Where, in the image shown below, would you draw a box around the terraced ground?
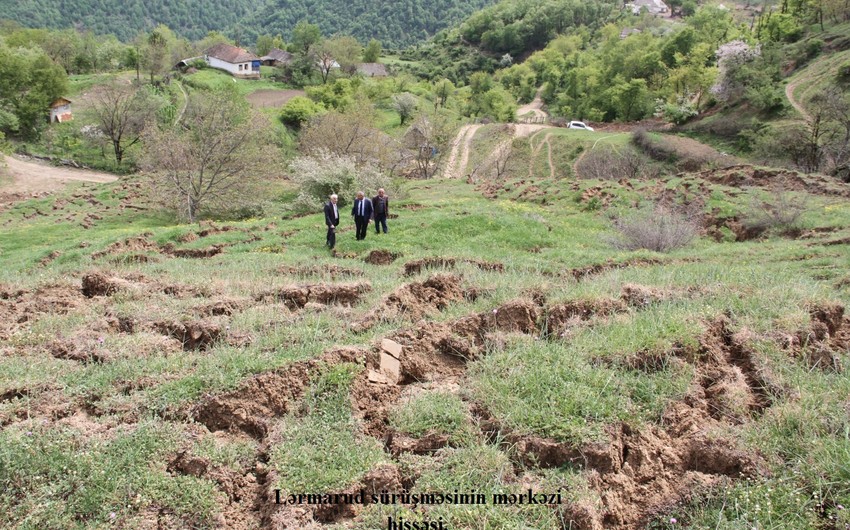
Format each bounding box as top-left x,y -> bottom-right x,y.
1,161 -> 850,529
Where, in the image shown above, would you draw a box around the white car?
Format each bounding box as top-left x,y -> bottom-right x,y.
568,121 -> 594,131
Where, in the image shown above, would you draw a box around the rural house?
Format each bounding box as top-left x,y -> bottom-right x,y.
259,48 -> 293,67
356,63 -> 389,77
204,44 -> 261,79
626,0 -> 669,15
49,98 -> 73,123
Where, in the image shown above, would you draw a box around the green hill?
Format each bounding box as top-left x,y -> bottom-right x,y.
0,0 -> 497,47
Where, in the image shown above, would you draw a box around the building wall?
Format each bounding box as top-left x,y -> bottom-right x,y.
207,56 -> 239,75
206,56 -> 260,78
50,105 -> 72,123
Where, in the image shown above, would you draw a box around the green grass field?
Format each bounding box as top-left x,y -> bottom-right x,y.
2,151 -> 850,528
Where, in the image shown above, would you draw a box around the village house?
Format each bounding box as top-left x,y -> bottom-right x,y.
259,48 -> 293,67
356,63 -> 389,77
626,0 -> 669,15
204,43 -> 261,79
49,98 -> 73,123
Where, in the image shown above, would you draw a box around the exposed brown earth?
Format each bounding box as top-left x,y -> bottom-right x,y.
364,249 -> 400,265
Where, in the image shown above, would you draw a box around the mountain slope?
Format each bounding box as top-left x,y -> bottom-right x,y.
0,0 -> 260,41
244,0 -> 497,48
0,0 -> 497,46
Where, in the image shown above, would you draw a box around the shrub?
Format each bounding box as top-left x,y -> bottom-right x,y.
279,96 -> 325,128
288,150 -> 396,212
609,206 -> 698,252
741,188 -> 807,236
631,129 -> 677,162
575,146 -> 649,180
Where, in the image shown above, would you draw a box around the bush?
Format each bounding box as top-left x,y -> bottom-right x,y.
609,206 -> 698,252
288,150 -> 397,212
631,129 -> 677,162
279,96 -> 325,128
575,146 -> 649,180
741,188 -> 807,236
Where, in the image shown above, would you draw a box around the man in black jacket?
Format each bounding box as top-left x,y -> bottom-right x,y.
324,194 -> 340,249
372,188 -> 389,234
351,191 -> 373,241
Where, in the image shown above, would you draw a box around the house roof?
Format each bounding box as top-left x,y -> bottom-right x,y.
50,98 -> 72,107
205,43 -> 258,64
261,48 -> 293,63
356,63 -> 389,77
619,28 -> 642,38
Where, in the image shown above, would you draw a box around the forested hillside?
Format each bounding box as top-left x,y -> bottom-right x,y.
0,0 -> 259,42
245,0 -> 497,48
0,0 -> 497,47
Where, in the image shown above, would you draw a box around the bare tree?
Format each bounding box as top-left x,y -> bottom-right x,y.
91,82 -> 159,165
402,115 -> 453,179
299,106 -> 403,173
312,42 -> 338,84
141,91 -> 275,222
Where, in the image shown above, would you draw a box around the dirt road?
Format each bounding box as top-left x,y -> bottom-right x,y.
785,80 -> 811,121
1,155 -> 118,205
442,124 -> 482,179
516,88 -> 547,120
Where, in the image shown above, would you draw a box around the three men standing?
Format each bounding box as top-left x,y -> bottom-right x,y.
352,191 -> 373,241
324,193 -> 340,249
372,188 -> 389,234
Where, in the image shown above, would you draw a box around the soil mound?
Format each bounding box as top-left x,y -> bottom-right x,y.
192,347 -> 363,438
364,249 -> 399,265
403,258 -> 456,276
569,258 -> 664,281
694,164 -> 850,197
153,319 -> 224,351
257,282 -> 371,309
546,298 -> 627,336
91,235 -> 159,259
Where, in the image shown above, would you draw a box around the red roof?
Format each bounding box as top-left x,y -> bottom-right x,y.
204,43 -> 259,64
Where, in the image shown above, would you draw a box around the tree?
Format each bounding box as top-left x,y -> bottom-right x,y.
0,43 -> 68,139
91,82 -> 159,165
363,39 -> 382,62
313,41 -> 339,84
142,28 -> 168,83
255,35 -> 275,56
391,93 -> 417,125
141,90 -> 274,222
299,105 -> 403,173
292,21 -> 322,55
403,114 -> 453,179
434,79 -> 455,109
289,151 -> 393,212
325,35 -> 362,74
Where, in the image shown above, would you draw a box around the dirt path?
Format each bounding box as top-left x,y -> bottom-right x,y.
528,130 -> 556,179
442,124 -> 482,179
516,87 -> 547,121
174,81 -> 188,126
785,79 -> 811,121
1,155 -> 118,205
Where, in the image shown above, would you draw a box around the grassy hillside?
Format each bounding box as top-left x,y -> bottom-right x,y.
2,155 -> 850,527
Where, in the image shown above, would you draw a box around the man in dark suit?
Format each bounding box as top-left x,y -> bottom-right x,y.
351,191 -> 373,241
324,193 -> 340,249
372,188 -> 389,234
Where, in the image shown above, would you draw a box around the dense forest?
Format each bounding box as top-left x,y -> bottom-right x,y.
0,0 -> 497,47
245,0 -> 497,48
0,0 -> 258,41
